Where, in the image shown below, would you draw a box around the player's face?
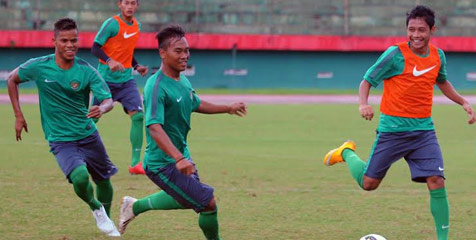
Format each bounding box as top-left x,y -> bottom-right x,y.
53,29 -> 78,62
160,37 -> 190,73
407,17 -> 435,55
118,0 -> 138,19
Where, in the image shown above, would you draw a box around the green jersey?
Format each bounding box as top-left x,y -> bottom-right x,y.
94,14 -> 142,83
363,43 -> 447,132
143,70 -> 202,172
18,54 -> 111,142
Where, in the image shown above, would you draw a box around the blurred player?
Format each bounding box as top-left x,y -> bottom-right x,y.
8,18 -> 120,236
117,25 -> 247,239
91,0 -> 148,175
323,5 -> 475,240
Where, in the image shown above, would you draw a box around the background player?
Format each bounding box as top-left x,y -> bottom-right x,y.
91,0 -> 149,175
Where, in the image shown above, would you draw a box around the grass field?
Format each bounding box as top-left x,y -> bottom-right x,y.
1,103 -> 476,239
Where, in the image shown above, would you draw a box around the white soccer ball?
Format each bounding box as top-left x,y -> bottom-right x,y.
359,234 -> 387,240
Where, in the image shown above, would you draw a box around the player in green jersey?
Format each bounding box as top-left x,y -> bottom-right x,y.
8,18 -> 120,237
117,25 -> 247,239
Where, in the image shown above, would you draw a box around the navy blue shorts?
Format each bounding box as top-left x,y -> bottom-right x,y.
93,79 -> 143,113
145,158 -> 214,213
365,130 -> 444,183
49,131 -> 118,183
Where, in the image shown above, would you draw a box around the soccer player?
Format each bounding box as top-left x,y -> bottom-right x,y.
117,25 -> 247,239
323,5 -> 475,240
91,0 -> 149,175
7,18 -> 120,237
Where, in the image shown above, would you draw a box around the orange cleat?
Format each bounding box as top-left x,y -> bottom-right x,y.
128,163 -> 146,175
323,140 -> 356,166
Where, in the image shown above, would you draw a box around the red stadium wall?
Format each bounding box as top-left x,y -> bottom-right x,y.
1,30 -> 476,52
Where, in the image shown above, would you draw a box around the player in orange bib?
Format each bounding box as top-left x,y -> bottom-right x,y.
323,6 -> 475,240
91,0 -> 149,175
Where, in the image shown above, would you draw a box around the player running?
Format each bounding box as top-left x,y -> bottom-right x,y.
8,18 -> 120,237
117,24 -> 247,239
323,5 -> 475,240
91,0 -> 149,175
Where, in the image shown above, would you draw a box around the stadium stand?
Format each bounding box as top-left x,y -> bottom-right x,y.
1,0 -> 476,35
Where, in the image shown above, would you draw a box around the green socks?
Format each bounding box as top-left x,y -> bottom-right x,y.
95,179 -> 113,216
69,165 -> 102,211
132,190 -> 220,240
342,149 -> 366,188
130,112 -> 144,167
199,208 -> 220,240
430,187 -> 449,240
132,191 -> 184,216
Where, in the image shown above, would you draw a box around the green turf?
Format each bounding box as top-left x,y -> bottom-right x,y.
1,103 -> 475,239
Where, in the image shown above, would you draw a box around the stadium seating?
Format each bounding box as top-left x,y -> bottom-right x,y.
2,0 -> 476,35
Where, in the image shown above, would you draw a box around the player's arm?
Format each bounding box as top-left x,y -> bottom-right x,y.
92,18 -> 124,72
91,42 -> 124,72
359,80 -> 374,121
437,81 -> 475,124
196,100 -> 247,116
148,124 -> 196,175
132,57 -> 148,76
87,98 -> 113,119
7,68 -> 28,141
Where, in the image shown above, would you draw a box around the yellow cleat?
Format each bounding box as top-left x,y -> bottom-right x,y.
323,140 -> 356,166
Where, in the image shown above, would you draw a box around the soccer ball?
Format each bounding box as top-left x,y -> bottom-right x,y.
359,234 -> 387,240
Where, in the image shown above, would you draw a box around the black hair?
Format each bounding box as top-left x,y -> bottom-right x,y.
156,24 -> 186,50
406,5 -> 435,28
119,0 -> 139,3
54,18 -> 77,37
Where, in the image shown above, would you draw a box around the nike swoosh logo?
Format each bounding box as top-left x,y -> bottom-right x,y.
413,65 -> 436,77
123,32 -> 137,39
176,97 -> 182,102
44,79 -> 55,83
442,225 -> 449,229
438,167 -> 444,171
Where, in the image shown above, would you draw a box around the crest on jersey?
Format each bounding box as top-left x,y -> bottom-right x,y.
70,80 -> 80,90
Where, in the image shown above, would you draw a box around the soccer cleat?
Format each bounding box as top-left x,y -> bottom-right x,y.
92,205 -> 121,237
129,163 -> 146,175
118,196 -> 138,234
323,140 -> 356,166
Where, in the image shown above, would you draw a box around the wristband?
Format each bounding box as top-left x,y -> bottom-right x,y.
176,157 -> 186,163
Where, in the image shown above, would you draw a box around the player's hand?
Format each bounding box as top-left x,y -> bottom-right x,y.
462,102 -> 475,124
176,159 -> 196,175
135,65 -> 149,77
14,115 -> 28,141
87,105 -> 104,119
107,59 -> 125,72
359,104 -> 374,121
228,102 -> 247,117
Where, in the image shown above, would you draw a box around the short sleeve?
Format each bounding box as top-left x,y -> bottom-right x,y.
84,62 -> 111,102
17,58 -> 38,83
144,78 -> 165,127
363,46 -> 402,87
94,18 -> 119,46
191,89 -> 201,112
436,49 -> 447,83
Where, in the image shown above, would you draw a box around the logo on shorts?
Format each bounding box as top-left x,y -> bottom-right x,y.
176,96 -> 182,102
70,80 -> 80,90
438,167 -> 444,171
